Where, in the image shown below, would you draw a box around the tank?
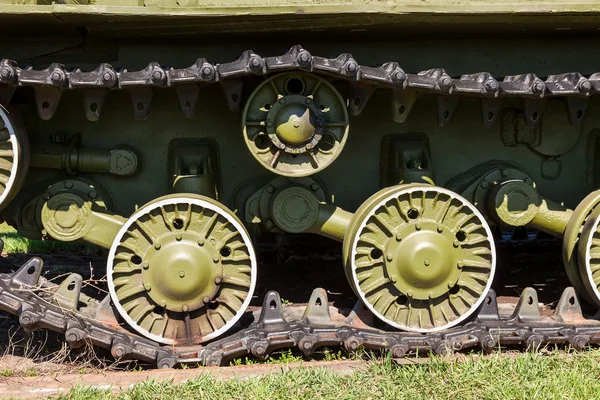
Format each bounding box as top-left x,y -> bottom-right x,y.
0,1 -> 600,366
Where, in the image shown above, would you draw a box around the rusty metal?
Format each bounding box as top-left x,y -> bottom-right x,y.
1,255 -> 600,367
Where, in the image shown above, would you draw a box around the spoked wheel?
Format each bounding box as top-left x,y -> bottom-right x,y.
573,191 -> 600,307
107,194 -> 257,345
0,105 -> 28,211
562,190 -> 600,306
343,185 -> 496,332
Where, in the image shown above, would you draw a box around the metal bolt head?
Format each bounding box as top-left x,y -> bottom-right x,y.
64,180 -> 73,189
424,259 -> 430,266
50,71 -> 64,84
179,271 -> 185,278
266,185 -> 274,194
160,300 -> 166,307
249,57 -> 262,70
457,261 -> 463,269
182,305 -> 189,312
310,183 -> 319,191
317,120 -> 325,128
198,239 -> 204,246
298,52 -> 310,64
88,190 -> 98,200
0,67 -> 13,81
203,296 -> 210,304
279,98 -> 287,105
484,79 -> 499,93
214,276 -> 222,284
481,181 -> 489,189
396,233 -> 402,242
386,253 -> 394,262
144,283 -> 151,291
201,66 -> 214,80
453,240 -> 460,248
102,71 -> 116,84
437,225 -> 444,233
305,98 -> 313,105
213,255 -> 220,263
393,71 -> 406,84
415,223 -> 421,231
532,80 -> 545,95
176,233 -> 182,241
154,242 -> 161,250
346,62 -> 358,74
439,76 -> 453,89
266,120 -> 273,128
302,340 -> 312,350
142,262 -> 149,270
578,79 -> 592,93
152,69 -> 164,81
42,192 -> 51,201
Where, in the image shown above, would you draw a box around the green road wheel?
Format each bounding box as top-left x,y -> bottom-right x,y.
344,185 -> 496,332
562,190 -> 600,305
107,194 -> 257,345
577,201 -> 600,307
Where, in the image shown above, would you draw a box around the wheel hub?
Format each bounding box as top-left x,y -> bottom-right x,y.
389,223 -> 460,300
266,95 -> 325,152
142,234 -> 222,312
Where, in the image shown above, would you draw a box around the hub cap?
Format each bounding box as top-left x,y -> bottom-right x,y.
107,194 -> 257,345
344,185 -> 496,332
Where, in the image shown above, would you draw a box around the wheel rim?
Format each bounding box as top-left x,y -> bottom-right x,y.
0,105 -> 28,211
242,72 -> 349,177
577,202 -> 600,307
345,185 -> 496,332
107,194 -> 257,345
562,190 -> 600,305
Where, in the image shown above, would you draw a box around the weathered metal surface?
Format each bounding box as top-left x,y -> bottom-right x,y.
2,255 -> 600,368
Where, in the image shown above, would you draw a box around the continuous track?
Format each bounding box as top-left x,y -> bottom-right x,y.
0,45 -> 596,127
0,248 -> 599,368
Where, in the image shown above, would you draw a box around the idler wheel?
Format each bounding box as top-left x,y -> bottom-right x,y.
107,194 -> 257,345
242,72 -> 349,177
0,106 -> 28,211
343,185 -> 496,332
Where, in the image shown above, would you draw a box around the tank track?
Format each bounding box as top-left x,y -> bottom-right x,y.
0,45 -> 595,126
1,251 -> 599,368
2,46 -> 600,367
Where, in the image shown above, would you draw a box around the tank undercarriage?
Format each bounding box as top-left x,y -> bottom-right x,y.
1,44 -> 600,366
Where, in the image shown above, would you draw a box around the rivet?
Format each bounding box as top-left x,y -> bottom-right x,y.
266,220 -> 274,228
437,225 -> 444,233
396,234 -> 402,242
424,259 -> 430,266
279,98 -> 287,105
481,181 -> 489,189
457,261 -> 463,269
203,296 -> 210,304
88,190 -> 98,200
502,169 -> 511,177
182,305 -> 189,312
176,234 -> 182,241
213,255 -> 220,263
310,183 -> 319,191
144,283 -> 151,291
215,276 -> 222,284
266,120 -> 273,128
160,300 -> 166,308
43,192 -> 51,200
198,239 -> 204,246
179,271 -> 185,278
447,282 -> 454,289
453,240 -> 460,248
142,262 -> 149,270
64,180 -> 73,189
415,223 -> 421,231
154,242 -> 161,250
305,98 -> 313,105
407,290 -> 413,298
386,253 -> 394,262
266,185 -> 274,194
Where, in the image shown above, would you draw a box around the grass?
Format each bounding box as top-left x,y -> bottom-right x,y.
57,349 -> 600,400
0,223 -> 103,257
